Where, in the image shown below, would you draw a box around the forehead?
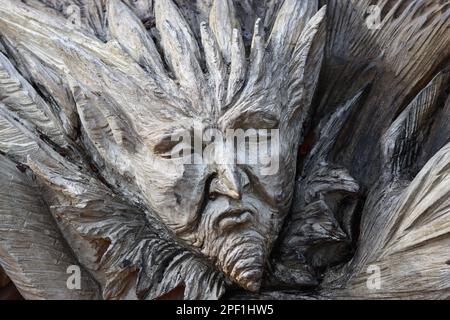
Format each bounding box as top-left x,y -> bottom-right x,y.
144,100 -> 280,133
143,111 -> 280,138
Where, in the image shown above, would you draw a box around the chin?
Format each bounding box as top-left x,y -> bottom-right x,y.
177,196 -> 277,292
205,227 -> 269,292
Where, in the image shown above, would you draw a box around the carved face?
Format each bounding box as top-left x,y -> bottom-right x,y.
44,0 -> 324,292
129,111 -> 297,292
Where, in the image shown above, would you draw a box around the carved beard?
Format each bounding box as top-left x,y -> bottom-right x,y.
0,0 -> 327,299
179,195 -> 278,292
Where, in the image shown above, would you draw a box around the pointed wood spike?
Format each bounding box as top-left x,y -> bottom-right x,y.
200,21 -> 226,111
268,0 -> 318,62
226,28 -> 247,106
0,52 -> 68,148
284,5 -> 327,121
382,70 -> 450,177
0,107 -> 39,162
154,0 -> 208,111
247,18 -> 266,85
107,0 -> 167,78
209,0 -> 240,64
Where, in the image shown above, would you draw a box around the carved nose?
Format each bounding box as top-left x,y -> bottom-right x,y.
209,165 -> 248,200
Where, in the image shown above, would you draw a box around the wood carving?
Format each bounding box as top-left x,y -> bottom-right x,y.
0,0 -> 448,300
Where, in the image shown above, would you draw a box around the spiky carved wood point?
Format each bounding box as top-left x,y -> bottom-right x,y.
0,0 -> 449,300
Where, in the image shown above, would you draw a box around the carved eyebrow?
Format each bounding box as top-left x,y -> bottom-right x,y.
151,128 -> 193,154
153,135 -> 181,154
226,111 -> 280,130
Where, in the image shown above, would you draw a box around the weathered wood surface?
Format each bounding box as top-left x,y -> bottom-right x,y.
0,0 -> 449,300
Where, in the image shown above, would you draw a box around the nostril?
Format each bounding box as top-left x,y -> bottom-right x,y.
208,180 -> 218,198
209,165 -> 248,200
205,173 -> 218,198
240,167 -> 250,188
227,189 -> 242,200
209,178 -> 240,200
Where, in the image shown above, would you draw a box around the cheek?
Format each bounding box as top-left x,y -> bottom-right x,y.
247,151 -> 297,210
136,158 -> 210,229
274,148 -> 298,199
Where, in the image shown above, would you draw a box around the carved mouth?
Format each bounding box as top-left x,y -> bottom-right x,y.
214,208 -> 254,233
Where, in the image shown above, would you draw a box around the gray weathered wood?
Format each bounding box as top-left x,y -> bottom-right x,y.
0,0 -> 448,300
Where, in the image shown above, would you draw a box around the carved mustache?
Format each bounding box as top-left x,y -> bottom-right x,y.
213,208 -> 254,234
192,197 -> 263,253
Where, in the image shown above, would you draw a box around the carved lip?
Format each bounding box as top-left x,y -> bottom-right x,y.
214,208 -> 254,232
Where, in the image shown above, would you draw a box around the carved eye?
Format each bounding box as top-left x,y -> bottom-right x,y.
153,134 -> 194,160
153,138 -> 182,159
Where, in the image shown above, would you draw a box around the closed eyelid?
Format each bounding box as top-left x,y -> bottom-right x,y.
221,112 -> 280,130
153,138 -> 179,154
152,129 -> 193,154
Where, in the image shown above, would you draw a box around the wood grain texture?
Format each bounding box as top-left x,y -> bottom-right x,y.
0,0 -> 448,300
0,154 -> 99,299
